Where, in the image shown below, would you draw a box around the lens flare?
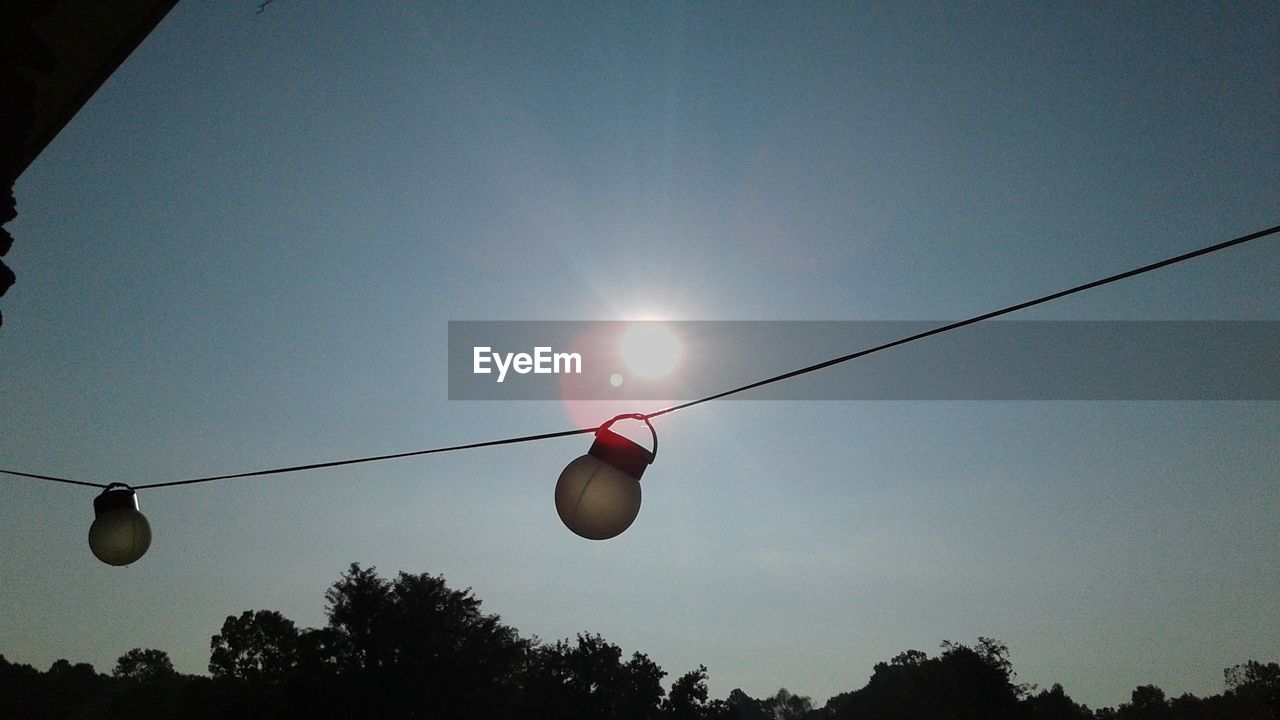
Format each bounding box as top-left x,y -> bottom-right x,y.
619,323 -> 681,379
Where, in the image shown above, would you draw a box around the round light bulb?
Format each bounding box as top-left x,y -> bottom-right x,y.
88,486 -> 151,566
555,454 -> 642,540
555,422 -> 655,540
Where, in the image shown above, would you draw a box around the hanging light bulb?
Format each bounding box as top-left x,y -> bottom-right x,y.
555,414 -> 657,540
88,484 -> 151,566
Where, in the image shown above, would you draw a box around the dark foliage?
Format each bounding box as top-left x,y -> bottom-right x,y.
823,637 -> 1025,720
1026,683 -> 1095,720
2,568 -> 1276,720
521,633 -> 667,720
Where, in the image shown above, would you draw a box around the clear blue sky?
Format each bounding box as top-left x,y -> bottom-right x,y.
2,2 -> 1277,710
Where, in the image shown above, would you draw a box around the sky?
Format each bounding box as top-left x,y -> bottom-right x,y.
1,1 -> 1278,710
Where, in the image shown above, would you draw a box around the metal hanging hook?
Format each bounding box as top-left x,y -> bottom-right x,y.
597,413 -> 658,464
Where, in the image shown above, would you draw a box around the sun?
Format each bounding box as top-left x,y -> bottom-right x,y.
618,323 -> 681,379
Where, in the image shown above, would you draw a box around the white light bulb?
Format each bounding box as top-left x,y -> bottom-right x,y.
554,421 -> 655,540
88,486 -> 151,566
555,454 -> 642,540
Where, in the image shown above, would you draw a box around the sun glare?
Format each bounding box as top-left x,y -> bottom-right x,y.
619,323 -> 681,379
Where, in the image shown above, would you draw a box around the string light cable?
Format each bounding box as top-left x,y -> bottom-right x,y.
2,222 -> 1277,555
3,222 -> 1277,490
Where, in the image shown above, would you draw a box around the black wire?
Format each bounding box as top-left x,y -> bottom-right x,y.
645,223 -> 1280,419
0,468 -> 108,489
1,222 -> 1276,491
131,426 -> 599,489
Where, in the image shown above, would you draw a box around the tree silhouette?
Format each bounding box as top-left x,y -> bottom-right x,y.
209,609 -> 300,682
761,688 -> 815,720
1025,683 -> 1094,720
108,648 -> 189,719
664,664 -> 712,719
825,638 -> 1024,720
713,688 -> 768,720
1224,661 -> 1280,719
323,562 -> 391,672
43,659 -> 107,718
320,563 -> 531,718
113,648 -> 176,682
522,632 -> 667,720
207,609 -> 306,719
1116,684 -> 1171,720
0,654 -> 98,720
3,567 -> 1278,719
